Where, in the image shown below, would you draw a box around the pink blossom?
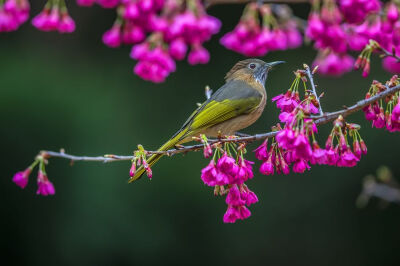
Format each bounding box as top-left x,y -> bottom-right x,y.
276,128 -> 296,150
313,52 -> 354,76
326,147 -> 339,165
360,140 -> 368,154
292,132 -> 312,160
272,91 -> 300,113
36,170 -> 55,196
241,187 -> 258,206
293,159 -> 310,173
225,185 -> 245,206
260,157 -> 274,175
339,0 -> 381,24
12,168 -> 31,189
217,153 -> 239,183
236,157 -> 254,183
383,57 -> 400,74
169,38 -> 187,60
387,3 -> 399,23
223,206 -> 240,223
76,0 -> 96,6
201,160 -> 217,186
337,148 -> 359,167
102,24 -> 122,48
58,13 -> 75,33
97,0 -> 120,9
238,205 -> 251,220
188,44 -> 210,65
253,140 -> 268,160
311,146 -> 327,165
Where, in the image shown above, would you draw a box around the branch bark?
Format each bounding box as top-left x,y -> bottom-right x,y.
40,83 -> 400,163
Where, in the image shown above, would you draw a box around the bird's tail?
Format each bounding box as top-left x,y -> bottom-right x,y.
129,128 -> 189,182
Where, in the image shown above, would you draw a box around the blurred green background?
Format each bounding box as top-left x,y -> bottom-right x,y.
2,2 -> 400,266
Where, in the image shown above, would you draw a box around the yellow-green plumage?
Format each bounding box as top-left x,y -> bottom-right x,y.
130,59 -> 284,182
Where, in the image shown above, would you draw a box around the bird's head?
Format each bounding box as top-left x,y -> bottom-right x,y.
225,59 -> 285,86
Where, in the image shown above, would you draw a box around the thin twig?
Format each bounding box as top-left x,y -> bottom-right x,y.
41,83 -> 400,163
304,64 -> 324,115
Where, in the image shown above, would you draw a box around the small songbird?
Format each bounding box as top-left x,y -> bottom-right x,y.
130,58 -> 284,181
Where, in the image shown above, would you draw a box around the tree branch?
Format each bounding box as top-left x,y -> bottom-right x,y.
40,83 -> 400,163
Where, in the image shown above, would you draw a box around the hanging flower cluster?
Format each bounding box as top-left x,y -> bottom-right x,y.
12,153 -> 56,196
255,69 -> 367,175
363,75 -> 400,132
220,3 -> 302,57
200,136 -> 258,223
100,0 -> 221,82
0,0 -> 30,32
306,0 -> 400,76
32,0 -> 75,33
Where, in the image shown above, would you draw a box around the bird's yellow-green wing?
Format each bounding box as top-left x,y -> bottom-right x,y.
188,79 -> 263,132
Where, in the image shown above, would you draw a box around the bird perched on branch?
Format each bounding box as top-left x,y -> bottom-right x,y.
130,58 -> 284,182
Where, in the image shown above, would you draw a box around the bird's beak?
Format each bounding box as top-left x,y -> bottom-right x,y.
268,61 -> 286,68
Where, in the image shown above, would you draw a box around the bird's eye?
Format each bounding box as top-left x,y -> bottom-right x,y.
249,63 -> 256,69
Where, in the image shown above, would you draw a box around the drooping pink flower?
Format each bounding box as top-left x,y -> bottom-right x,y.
292,159 -> 310,173
253,140 -> 268,160
259,156 -> 274,175
337,148 -> 359,167
325,147 -> 339,165
188,43 -> 210,65
201,160 -> 218,186
241,186 -> 258,206
223,205 -> 240,223
292,132 -> 313,160
169,38 -> 187,60
76,0 -> 96,6
313,51 -> 354,76
12,167 -> 31,189
311,144 -> 327,165
387,3 -> 399,23
36,170 -> 55,196
383,57 -> 400,74
339,0 -> 381,24
236,157 -> 254,183
225,185 -> 245,206
58,13 -> 75,33
238,205 -> 251,220
102,24 -> 122,48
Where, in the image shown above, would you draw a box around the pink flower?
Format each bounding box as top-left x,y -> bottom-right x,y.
383,57 -> 400,74
169,38 -> 187,60
276,128 -> 296,149
203,143 -> 212,158
236,157 -> 254,183
313,52 -> 354,76
12,168 -> 31,189
339,0 -> 381,24
97,0 -> 120,8
102,24 -> 121,48
253,140 -> 268,160
217,153 -> 239,184
260,157 -> 274,175
306,13 -> 325,40
201,160 -> 218,186
387,3 -> 399,23
337,148 -> 359,167
223,206 -> 240,223
293,159 -> 310,173
36,170 -> 55,196
58,13 -> 75,33
76,0 -> 96,6
311,145 -> 327,165
238,205 -> 251,220
241,186 -> 258,206
326,147 -> 339,165
188,44 -> 210,65
225,185 -> 245,206
292,132 -> 312,160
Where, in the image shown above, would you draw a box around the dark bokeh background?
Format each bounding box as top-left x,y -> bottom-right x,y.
2,3 -> 400,266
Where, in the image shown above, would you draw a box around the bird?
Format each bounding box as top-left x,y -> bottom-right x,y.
130,58 -> 284,182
